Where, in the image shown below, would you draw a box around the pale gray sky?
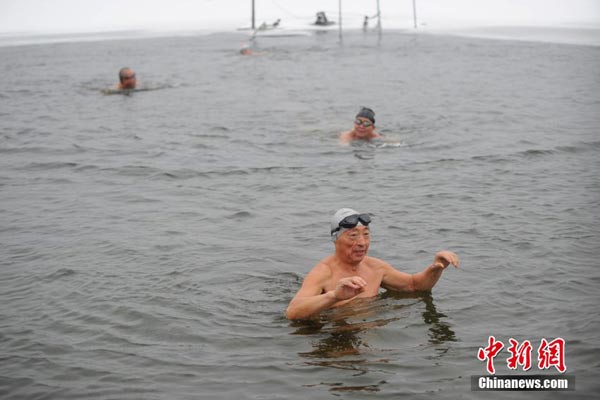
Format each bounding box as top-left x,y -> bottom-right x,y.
1,0 -> 599,34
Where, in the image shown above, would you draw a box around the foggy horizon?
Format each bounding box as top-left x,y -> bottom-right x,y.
1,0 -> 599,35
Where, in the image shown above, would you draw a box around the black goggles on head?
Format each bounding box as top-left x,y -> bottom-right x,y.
331,213 -> 371,234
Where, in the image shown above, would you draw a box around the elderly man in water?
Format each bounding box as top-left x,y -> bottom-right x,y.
117,67 -> 137,90
285,208 -> 459,320
339,107 -> 382,143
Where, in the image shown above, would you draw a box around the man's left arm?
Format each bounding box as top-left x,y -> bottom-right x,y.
381,251 -> 459,292
411,251 -> 459,291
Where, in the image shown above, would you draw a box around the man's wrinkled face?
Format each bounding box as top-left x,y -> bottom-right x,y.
336,225 -> 370,264
120,69 -> 136,89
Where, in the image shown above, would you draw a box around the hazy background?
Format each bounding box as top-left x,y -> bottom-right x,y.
1,0 -> 599,34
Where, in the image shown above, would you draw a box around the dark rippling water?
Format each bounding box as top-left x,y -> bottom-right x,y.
1,30 -> 599,399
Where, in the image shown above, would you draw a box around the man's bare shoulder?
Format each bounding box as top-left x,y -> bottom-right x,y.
309,256 -> 335,276
364,256 -> 393,270
339,131 -> 353,143
298,257 -> 335,292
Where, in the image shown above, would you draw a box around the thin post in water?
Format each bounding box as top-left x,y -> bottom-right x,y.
412,0 -> 418,29
338,0 -> 343,42
252,0 -> 255,30
376,0 -> 382,37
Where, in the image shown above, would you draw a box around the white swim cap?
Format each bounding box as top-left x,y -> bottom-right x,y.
330,208 -> 366,243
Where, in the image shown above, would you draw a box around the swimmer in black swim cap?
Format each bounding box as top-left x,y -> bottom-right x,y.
356,107 -> 375,124
339,107 -> 382,143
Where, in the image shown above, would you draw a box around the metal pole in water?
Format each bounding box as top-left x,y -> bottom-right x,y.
412,0 -> 418,29
252,0 -> 255,30
338,0 -> 343,42
376,0 -> 382,37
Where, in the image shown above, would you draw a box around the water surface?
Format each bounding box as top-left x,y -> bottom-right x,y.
1,30 -> 599,399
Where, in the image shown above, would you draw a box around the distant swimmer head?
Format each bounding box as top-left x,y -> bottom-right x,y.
330,208 -> 372,242
239,44 -> 253,55
118,67 -> 137,89
119,67 -> 135,83
355,107 -> 375,124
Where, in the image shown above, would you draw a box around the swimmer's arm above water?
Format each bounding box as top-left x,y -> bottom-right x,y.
285,267 -> 366,320
381,251 -> 459,292
338,131 -> 352,144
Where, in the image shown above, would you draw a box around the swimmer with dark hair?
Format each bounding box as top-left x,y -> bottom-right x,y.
117,67 -> 137,90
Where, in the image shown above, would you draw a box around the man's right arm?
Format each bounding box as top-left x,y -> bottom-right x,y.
285,265 -> 366,320
285,265 -> 335,320
339,131 -> 352,144
285,290 -> 338,320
